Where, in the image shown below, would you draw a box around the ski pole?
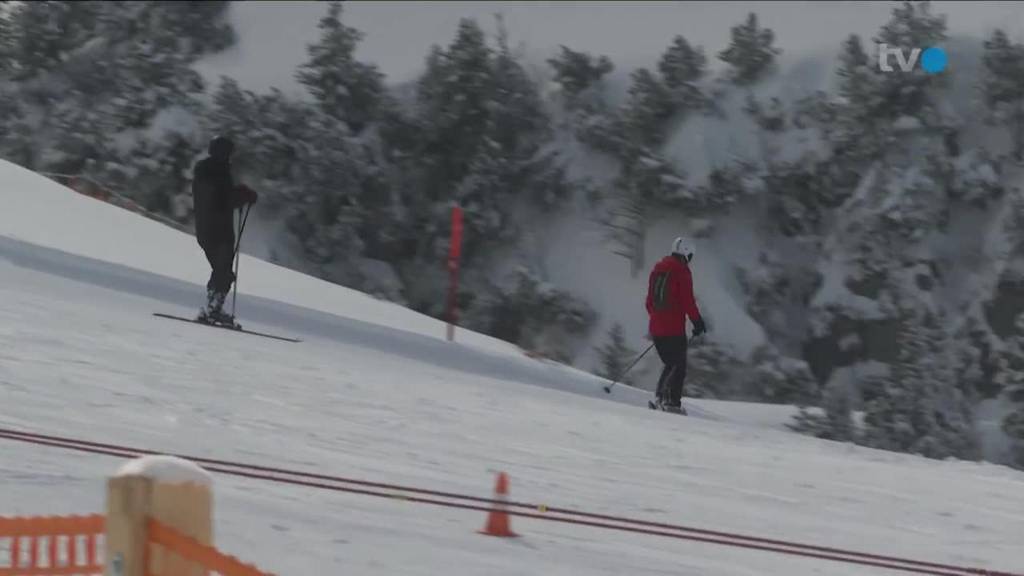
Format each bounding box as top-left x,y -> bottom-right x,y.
603,343 -> 654,394
231,203 -> 252,320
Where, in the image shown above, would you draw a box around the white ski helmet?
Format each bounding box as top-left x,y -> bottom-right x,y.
671,236 -> 695,261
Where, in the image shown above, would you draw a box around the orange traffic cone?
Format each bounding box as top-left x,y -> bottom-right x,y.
479,471 -> 518,537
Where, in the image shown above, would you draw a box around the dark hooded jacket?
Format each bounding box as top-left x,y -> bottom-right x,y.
192,137 -> 241,246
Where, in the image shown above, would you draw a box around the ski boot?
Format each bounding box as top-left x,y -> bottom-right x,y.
197,291 -> 241,329
649,396 -> 687,415
662,403 -> 687,415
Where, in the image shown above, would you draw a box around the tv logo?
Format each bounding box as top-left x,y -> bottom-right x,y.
877,44 -> 947,73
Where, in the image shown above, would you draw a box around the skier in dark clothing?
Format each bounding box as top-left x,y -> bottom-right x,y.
191,135 -> 258,323
645,237 -> 706,414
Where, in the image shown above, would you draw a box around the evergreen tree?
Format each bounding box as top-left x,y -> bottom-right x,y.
296,1 -> 385,131
0,4 -> 11,75
284,113 -> 371,275
750,351 -> 818,404
469,267 -> 596,362
547,45 -> 614,110
48,101 -> 117,176
861,306 -> 977,460
157,1 -> 235,56
982,29 -> 1024,160
5,0 -> 101,78
717,12 -> 781,85
996,314 -> 1024,467
207,76 -> 254,142
125,132 -> 199,217
412,16 -> 574,267
871,1 -> 948,120
995,314 -> 1024,393
594,323 -> 639,386
109,34 -> 205,129
790,374 -> 858,442
0,87 -> 33,167
658,35 -> 707,112
416,19 -> 494,204
1004,408 -> 1024,467
601,151 -> 690,275
622,68 -> 674,146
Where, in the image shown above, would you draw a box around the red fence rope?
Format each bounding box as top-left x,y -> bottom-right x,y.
0,427 -> 1016,576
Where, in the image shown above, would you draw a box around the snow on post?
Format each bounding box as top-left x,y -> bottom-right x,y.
114,454 -> 213,486
106,455 -> 214,576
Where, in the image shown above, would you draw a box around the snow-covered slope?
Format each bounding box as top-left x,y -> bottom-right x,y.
2,142 -> 1023,575
0,159 -> 518,356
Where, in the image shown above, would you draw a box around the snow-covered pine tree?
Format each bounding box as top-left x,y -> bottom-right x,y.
4,0 -> 101,79
822,33 -> 888,193
108,32 -> 206,129
622,68 -> 674,147
415,19 -> 494,206
871,1 -> 947,121
743,94 -> 785,132
594,323 -> 639,386
0,4 -> 11,74
546,45 -> 614,111
1005,407 -> 1024,467
790,374 -> 858,442
283,111 -> 371,279
2,1 -> 234,218
994,314 -> 1024,467
717,12 -> 781,86
954,313 -> 1002,400
468,267 -> 596,363
600,151 -> 690,275
658,35 -> 707,113
296,0 -> 385,132
747,344 -> 819,404
157,1 -> 235,56
982,29 -> 1024,160
0,90 -> 32,167
124,132 -> 197,217
495,16 -> 574,207
47,101 -> 118,177
861,305 -> 977,460
412,16 -> 575,267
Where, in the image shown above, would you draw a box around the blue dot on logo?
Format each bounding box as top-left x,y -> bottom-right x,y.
921,47 -> 947,74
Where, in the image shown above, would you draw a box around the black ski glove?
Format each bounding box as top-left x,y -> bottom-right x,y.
691,316 -> 706,338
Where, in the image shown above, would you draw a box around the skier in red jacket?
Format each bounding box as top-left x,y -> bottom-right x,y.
646,237 -> 706,413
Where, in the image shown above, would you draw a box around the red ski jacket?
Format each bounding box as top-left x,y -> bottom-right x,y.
646,255 -> 701,337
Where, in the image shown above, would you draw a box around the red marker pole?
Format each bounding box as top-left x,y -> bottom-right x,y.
447,206 -> 463,342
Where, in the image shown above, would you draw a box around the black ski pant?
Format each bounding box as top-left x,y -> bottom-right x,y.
654,335 -> 688,406
201,240 -> 236,295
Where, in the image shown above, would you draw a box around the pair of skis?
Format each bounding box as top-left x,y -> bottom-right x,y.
152,312 -> 301,343
153,204 -> 300,344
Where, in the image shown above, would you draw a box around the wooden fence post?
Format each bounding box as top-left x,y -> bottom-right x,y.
105,455 -> 213,576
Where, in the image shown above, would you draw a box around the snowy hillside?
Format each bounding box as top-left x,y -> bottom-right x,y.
5,0 -> 1024,469
0,159 -> 516,355
2,149 -> 1024,575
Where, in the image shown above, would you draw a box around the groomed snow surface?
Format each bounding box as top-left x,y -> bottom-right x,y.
1,158 -> 1022,575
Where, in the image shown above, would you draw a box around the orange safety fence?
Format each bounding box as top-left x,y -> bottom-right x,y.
145,519 -> 272,576
0,515 -> 105,576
